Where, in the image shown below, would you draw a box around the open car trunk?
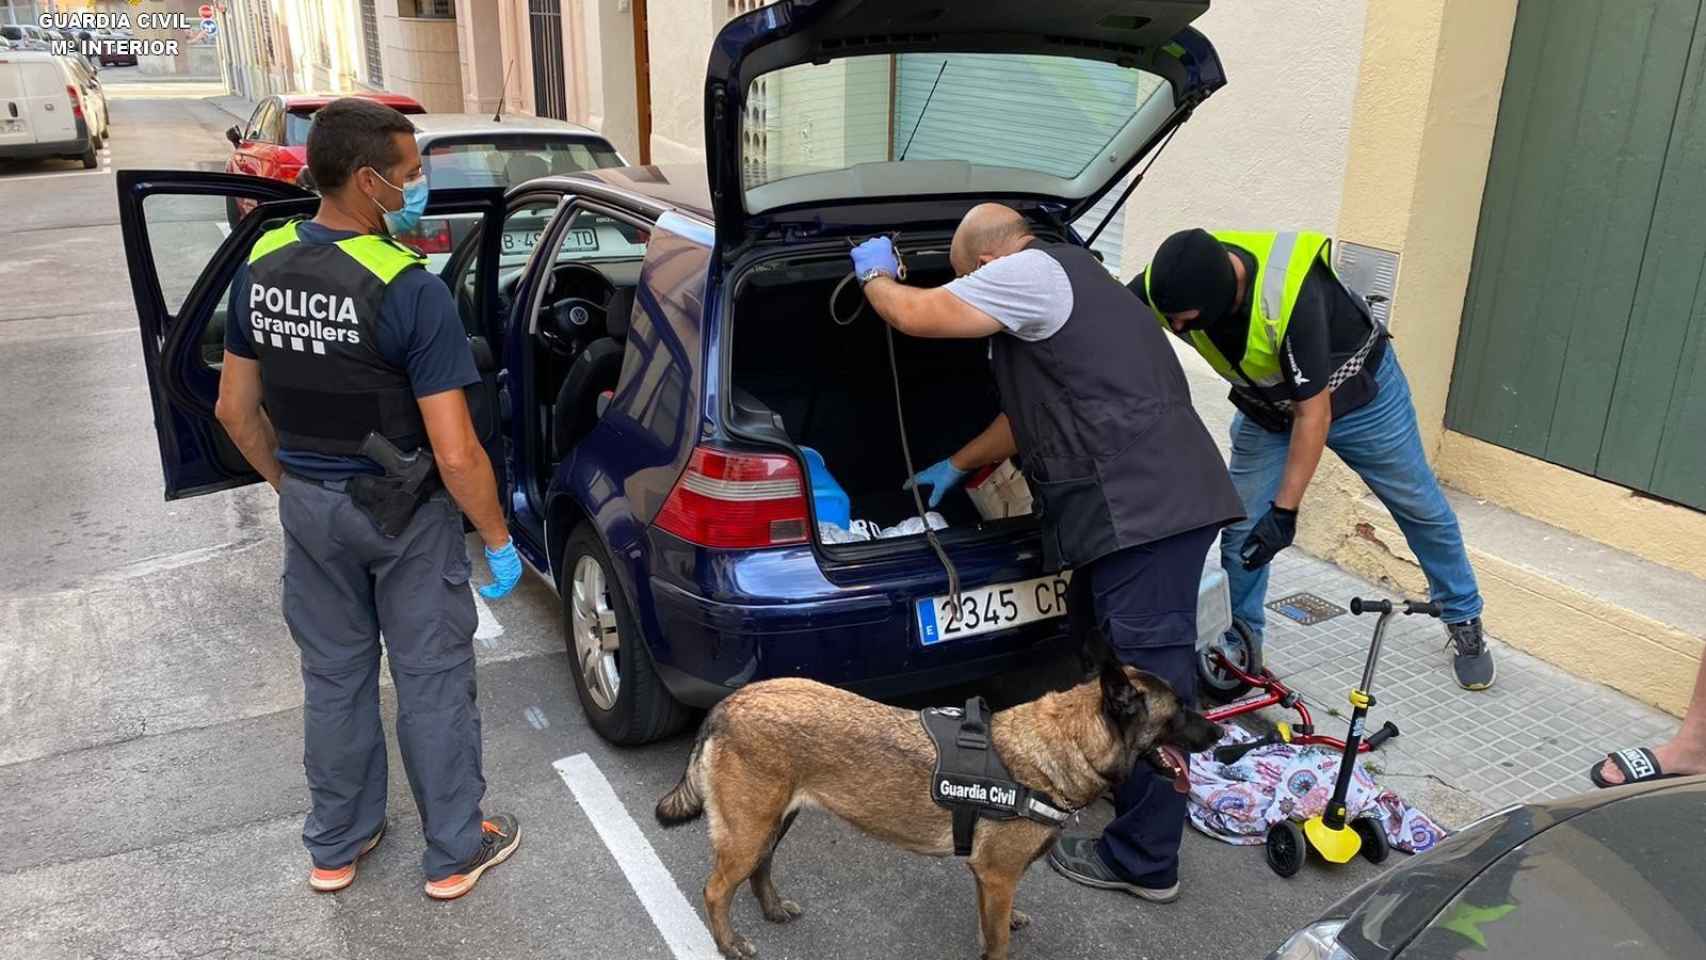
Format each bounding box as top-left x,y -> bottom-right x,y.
729,249 -> 1038,548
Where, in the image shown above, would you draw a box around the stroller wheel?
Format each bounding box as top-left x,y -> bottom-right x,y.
1200,621 -> 1261,703
1353,817 -> 1390,864
1266,820 -> 1307,877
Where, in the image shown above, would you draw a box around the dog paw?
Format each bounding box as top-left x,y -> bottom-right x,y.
718,936 -> 758,960
1009,909 -> 1032,931
762,899 -> 803,923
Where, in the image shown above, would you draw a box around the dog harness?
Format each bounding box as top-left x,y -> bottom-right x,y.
920,697 -> 1073,856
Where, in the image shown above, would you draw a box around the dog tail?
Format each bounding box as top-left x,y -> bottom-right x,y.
655,714 -> 715,827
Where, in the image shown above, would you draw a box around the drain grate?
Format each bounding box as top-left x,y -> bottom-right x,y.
1266,592 -> 1347,626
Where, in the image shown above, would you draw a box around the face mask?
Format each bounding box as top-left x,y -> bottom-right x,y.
368,168 -> 428,235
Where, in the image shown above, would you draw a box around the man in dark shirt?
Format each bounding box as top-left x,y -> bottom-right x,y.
214,98 -> 523,900
1133,228 -> 1493,690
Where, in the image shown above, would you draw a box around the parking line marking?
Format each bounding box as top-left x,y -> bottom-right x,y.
473,590 -> 505,643
525,705 -> 549,729
0,168 -> 112,182
553,753 -> 719,959
216,222 -> 231,238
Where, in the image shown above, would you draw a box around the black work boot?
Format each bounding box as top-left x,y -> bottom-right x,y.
1447,618 -> 1496,691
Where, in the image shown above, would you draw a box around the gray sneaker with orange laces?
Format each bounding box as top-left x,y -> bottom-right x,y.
308,824 -> 385,893
424,814 -> 521,900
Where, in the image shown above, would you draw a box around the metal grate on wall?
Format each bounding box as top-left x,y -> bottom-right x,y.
359,0 -> 383,87
528,0 -> 567,120
256,0 -> 276,66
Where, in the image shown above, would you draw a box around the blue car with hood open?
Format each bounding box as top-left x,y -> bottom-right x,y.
118,0 -> 1228,744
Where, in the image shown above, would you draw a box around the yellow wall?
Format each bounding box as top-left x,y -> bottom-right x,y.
1314,0 -> 1703,716
1304,0 -> 1517,560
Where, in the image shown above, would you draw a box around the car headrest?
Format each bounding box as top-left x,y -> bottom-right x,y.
604,287 -> 634,340
504,154 -> 550,185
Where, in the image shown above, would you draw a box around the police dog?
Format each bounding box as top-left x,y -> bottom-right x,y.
655,662 -> 1222,960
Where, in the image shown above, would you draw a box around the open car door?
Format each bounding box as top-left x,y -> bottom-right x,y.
117,170 -> 507,499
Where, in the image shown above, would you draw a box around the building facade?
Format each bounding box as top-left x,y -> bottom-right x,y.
216,0 -> 464,111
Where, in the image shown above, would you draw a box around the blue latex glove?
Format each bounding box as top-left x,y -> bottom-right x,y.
479,540 -> 524,599
903,458 -> 968,509
851,236 -> 900,282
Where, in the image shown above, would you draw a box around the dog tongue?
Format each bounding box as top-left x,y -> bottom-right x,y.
1163,746 -> 1190,794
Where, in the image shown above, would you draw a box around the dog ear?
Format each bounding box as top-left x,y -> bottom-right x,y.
1099,660 -> 1148,724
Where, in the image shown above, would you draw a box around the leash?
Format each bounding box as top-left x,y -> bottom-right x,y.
832,235 -> 961,625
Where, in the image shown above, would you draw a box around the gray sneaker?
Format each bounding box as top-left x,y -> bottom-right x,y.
1447,618 -> 1496,691
1047,835 -> 1179,903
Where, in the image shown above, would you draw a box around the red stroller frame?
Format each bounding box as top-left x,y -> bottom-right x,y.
1196,626 -> 1399,764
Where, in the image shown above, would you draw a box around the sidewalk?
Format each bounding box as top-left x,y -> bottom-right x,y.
207,93 -> 257,124
1176,343 -> 1681,827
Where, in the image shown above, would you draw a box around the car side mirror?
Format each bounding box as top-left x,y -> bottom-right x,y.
225,125 -> 243,147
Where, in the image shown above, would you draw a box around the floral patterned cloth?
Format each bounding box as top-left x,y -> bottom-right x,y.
1186,726 -> 1448,854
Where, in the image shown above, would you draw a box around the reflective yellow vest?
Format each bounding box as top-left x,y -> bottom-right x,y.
1145,230 -> 1333,407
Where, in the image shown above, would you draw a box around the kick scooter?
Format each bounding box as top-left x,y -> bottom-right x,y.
1256,596 -> 1441,876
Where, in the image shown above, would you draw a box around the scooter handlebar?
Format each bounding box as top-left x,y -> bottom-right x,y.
1350,597 -> 1442,618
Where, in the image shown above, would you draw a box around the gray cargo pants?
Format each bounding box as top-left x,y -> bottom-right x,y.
278,474 -> 485,881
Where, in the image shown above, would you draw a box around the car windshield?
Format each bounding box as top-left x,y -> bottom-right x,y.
742,52 -> 1171,207
285,109 -> 316,145
422,136 -> 623,188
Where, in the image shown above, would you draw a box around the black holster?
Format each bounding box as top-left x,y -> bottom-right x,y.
345,431 -> 443,538
347,470 -> 440,538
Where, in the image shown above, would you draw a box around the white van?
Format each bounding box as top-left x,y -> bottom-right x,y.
0,50 -> 100,168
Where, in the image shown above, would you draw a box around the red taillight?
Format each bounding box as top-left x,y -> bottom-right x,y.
654,447 -> 809,548
396,218 -> 453,254
65,84 -> 82,119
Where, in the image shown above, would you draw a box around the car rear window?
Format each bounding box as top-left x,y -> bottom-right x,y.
285,102 -> 426,145
422,136 -> 622,188
743,51 -> 1168,190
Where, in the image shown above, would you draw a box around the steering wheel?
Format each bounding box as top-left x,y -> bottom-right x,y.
546,262 -> 615,303
539,297 -> 607,354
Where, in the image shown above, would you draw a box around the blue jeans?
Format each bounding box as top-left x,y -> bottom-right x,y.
1223,348 -> 1482,643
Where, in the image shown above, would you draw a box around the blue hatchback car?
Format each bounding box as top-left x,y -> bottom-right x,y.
120,0 -> 1227,744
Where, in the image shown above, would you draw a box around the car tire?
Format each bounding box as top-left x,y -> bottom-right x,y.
90,132 -> 103,151
561,523 -> 692,746
1198,620 -> 1261,704
80,144 -> 97,169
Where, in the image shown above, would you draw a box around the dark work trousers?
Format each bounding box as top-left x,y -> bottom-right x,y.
1088,523 -> 1219,888
278,474 -> 485,881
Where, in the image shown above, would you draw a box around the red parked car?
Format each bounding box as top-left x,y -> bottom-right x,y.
223,92 -> 425,223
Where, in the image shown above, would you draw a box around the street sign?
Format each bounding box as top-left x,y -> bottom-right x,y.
199,4 -> 215,17
201,18 -> 218,36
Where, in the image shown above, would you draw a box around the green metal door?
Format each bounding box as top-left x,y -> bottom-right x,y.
1447,0 -> 1706,510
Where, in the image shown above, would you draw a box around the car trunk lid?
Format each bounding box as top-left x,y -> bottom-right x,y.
703,0 -> 1224,249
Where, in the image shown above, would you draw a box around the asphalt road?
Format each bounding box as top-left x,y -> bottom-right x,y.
0,74 -> 1385,960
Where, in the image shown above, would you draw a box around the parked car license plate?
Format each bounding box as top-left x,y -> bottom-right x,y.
916,572 -> 1072,645
502,226 -> 600,254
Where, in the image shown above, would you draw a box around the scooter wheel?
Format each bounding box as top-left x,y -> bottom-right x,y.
1353,817 -> 1390,864
1266,820 -> 1307,878
1199,621 -> 1261,704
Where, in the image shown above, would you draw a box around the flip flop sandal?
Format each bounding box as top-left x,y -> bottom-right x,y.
1588,747 -> 1680,789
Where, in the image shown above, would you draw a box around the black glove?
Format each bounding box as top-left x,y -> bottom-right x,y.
1240,503 -> 1298,571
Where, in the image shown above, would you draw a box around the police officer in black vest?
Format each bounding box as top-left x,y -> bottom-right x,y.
852,203 -> 1244,904
214,98 -> 521,900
